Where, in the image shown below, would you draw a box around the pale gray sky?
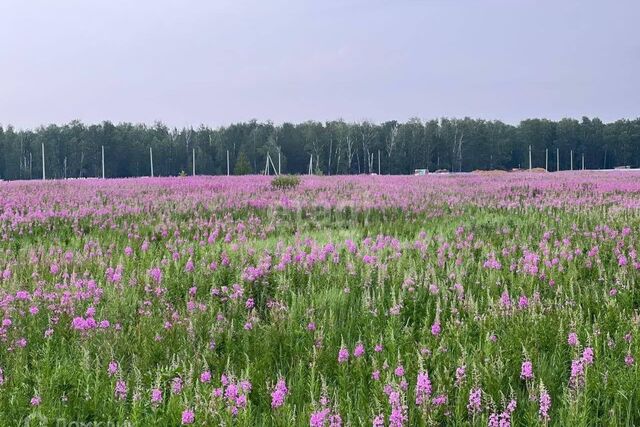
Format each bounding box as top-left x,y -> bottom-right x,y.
1,0 -> 638,129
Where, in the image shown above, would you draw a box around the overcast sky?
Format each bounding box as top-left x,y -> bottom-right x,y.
1,0 -> 638,129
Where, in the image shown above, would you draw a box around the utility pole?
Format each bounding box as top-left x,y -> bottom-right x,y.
226,150 -> 230,176
570,150 -> 573,171
192,148 -> 196,176
545,148 -> 548,171
528,145 -> 532,170
556,148 -> 560,171
149,147 -> 154,177
101,145 -> 105,179
268,153 -> 278,175
41,142 -> 46,180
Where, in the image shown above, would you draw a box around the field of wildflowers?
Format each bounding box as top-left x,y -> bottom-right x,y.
1,173 -> 639,426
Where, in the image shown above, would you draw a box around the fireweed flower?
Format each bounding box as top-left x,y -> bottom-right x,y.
171,377 -> 183,394
455,365 -> 466,386
394,365 -> 405,377
569,358 -> 585,388
415,371 -> 432,405
500,290 -> 512,309
567,332 -> 579,347
200,370 -> 212,383
108,361 -> 119,377
431,322 -> 441,336
338,347 -> 349,364
582,347 -> 594,365
386,387 -> 408,427
625,354 -> 635,366
148,267 -> 162,284
329,413 -> 343,427
518,295 -> 529,309
488,399 -> 517,427
310,408 -> 331,427
520,360 -> 534,380
30,395 -> 41,406
353,342 -> 365,358
151,388 -> 162,405
114,380 -> 127,400
181,409 -> 195,425
372,414 -> 385,427
432,394 -> 447,406
467,388 -> 482,414
539,384 -> 551,421
270,378 -> 288,408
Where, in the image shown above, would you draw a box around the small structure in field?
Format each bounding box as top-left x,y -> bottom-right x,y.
414,169 -> 428,176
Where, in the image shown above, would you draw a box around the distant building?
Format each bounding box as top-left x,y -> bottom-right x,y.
414,169 -> 428,176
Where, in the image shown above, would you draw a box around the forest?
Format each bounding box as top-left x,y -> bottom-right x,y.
1,117 -> 639,179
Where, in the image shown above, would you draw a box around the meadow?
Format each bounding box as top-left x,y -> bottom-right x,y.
0,173 -> 639,426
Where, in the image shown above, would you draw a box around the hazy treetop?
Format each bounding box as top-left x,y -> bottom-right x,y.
1,0 -> 638,129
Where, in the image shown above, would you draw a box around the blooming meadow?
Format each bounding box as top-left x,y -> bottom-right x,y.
0,173 -> 639,426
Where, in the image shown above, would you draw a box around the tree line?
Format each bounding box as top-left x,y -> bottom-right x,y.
1,117 -> 639,180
